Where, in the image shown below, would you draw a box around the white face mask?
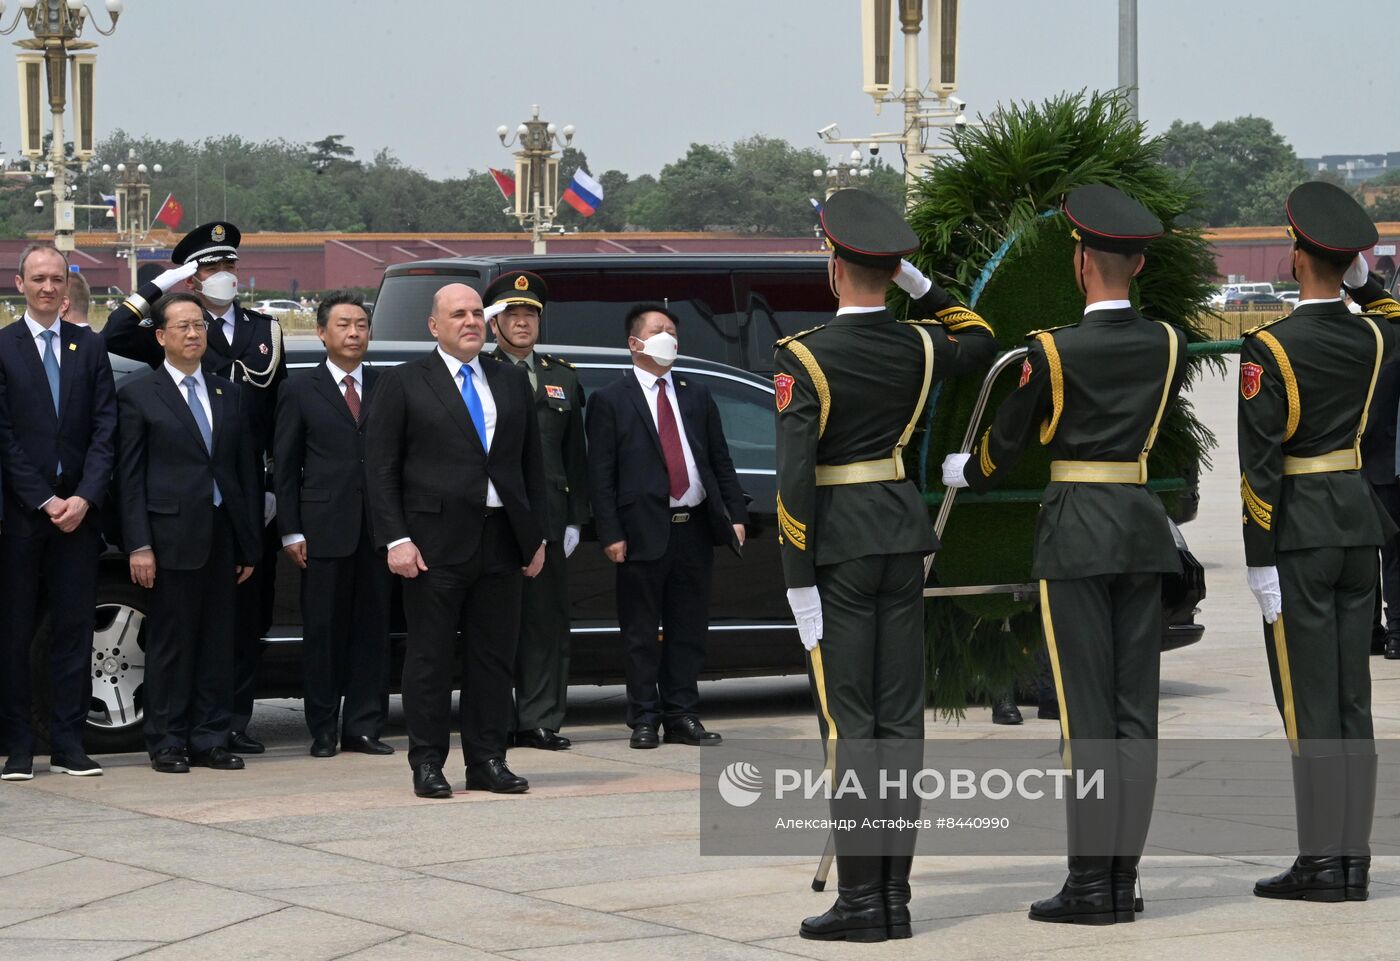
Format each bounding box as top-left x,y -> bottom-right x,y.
635,330 -> 679,367
198,270 -> 238,306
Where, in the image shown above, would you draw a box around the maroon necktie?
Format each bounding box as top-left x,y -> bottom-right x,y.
343,375 -> 361,422
655,379 -> 690,501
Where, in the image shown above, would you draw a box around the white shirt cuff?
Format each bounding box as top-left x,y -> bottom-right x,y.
281,534 -> 306,548
387,537 -> 412,550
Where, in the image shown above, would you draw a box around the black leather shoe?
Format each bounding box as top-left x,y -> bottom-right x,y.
150,748 -> 189,774
1037,701 -> 1061,721
50,752 -> 103,776
342,735 -> 395,755
663,716 -> 722,746
1344,856 -> 1371,901
513,728 -> 571,751
465,758 -> 529,794
1029,857 -> 1116,924
190,747 -> 245,770
1387,636 -> 1400,660
992,697 -> 1023,725
2,754 -> 34,781
413,762 -> 453,798
229,731 -> 265,754
1254,857 -> 1346,902
630,723 -> 659,749
310,734 -> 338,758
801,856 -> 888,942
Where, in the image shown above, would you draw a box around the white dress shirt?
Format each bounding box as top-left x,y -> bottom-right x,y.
165,361 -> 213,426
215,302 -> 238,345
632,365 -> 705,508
834,304 -> 886,317
1083,299 -> 1133,315
281,360 -> 365,549
24,313 -> 63,368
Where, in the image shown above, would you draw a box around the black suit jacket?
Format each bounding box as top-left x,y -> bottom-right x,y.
586,369 -> 749,563
365,350 -> 546,567
104,282 -> 287,466
0,319 -> 117,533
116,367 -> 262,570
275,363 -> 380,558
1361,356 -> 1400,485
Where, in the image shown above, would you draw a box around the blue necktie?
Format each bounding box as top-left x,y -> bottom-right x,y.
459,364 -> 488,452
182,376 -> 222,506
40,330 -> 59,415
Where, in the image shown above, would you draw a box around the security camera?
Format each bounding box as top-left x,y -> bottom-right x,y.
817,123 -> 840,140
949,96 -> 967,111
954,113 -> 968,130
868,141 -> 880,156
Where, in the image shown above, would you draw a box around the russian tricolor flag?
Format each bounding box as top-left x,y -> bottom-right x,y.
562,169 -> 603,217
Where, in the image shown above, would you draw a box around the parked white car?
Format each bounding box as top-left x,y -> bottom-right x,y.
250,298 -> 306,317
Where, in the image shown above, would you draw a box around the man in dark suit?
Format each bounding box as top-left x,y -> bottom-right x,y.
585,303 -> 749,750
0,243 -> 117,781
365,282 -> 546,799
117,293 -> 262,774
275,291 -> 394,758
484,271 -> 589,751
104,222 -> 286,755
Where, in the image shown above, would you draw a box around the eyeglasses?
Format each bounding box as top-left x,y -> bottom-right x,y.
165,321 -> 209,334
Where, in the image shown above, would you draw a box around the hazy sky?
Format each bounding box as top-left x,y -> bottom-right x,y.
3,0 -> 1391,180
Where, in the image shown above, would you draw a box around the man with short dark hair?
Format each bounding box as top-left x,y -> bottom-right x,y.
586,303 -> 749,750
118,292 -> 262,774
62,270 -> 92,327
276,291 -> 393,758
0,243 -> 117,781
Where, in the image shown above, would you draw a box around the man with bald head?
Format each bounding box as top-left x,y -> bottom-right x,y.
366,283 -> 547,798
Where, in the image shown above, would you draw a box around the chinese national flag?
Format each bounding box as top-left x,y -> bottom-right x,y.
152,193 -> 183,230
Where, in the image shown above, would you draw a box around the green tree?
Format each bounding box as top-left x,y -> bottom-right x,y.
630,143 -> 740,230
1160,117 -> 1305,226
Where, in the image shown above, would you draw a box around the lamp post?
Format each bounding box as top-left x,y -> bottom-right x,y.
496,104 -> 574,255
814,148 -> 874,200
3,0 -> 124,252
102,147 -> 159,293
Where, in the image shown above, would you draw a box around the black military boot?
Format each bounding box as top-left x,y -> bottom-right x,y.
883,855 -> 914,939
1342,752 -> 1377,901
1029,856 -> 1116,924
800,855 -> 888,942
1255,755 -> 1346,902
1111,772 -> 1157,921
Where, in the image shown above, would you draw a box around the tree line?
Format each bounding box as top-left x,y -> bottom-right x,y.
0,118 -> 1390,239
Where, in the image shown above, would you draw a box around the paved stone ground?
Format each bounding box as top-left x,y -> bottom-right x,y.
2,359 -> 1399,960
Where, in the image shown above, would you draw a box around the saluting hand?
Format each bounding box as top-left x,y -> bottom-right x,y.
129,549 -> 156,590
523,543 -> 546,578
388,541 -> 429,579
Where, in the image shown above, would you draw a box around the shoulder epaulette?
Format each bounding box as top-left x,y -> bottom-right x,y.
911,304 -> 994,335
242,307 -> 275,322
776,324 -> 826,347
1361,296 -> 1400,322
1242,316 -> 1286,336
549,354 -> 576,369
485,350 -> 508,362
1024,323 -> 1075,339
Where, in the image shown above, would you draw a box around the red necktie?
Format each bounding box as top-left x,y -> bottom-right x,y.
343,375 -> 361,422
655,379 -> 690,501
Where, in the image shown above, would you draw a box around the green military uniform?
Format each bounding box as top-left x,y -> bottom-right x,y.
778,189 -> 997,943
1238,181 -> 1399,903
483,272 -> 590,748
960,184 -> 1184,924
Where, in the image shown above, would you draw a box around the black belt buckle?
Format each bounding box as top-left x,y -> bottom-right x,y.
671,511 -> 691,524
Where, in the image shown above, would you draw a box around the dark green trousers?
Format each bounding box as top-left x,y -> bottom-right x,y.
1267,546 -> 1376,745
513,540 -> 570,732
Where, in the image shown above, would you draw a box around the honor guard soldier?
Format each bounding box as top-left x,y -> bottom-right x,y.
1238,182 -> 1399,904
777,188 -> 996,942
103,221 -> 287,756
483,271 -> 589,751
943,185 -> 1187,925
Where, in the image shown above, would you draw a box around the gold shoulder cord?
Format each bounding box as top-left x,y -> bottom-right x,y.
1353,317 -> 1385,460
785,340 -> 831,437
1034,332 -> 1065,444
1254,331 -> 1300,441
1137,322 -> 1180,482
893,325 -> 935,476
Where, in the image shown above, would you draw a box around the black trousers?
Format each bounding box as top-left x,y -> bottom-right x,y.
615,508 -> 714,728
301,529 -> 392,740
513,539 -> 570,733
0,513 -> 101,756
1370,483 -> 1400,638
1268,546 -> 1376,743
401,512 -> 521,769
144,507 -> 237,756
229,519 -> 279,733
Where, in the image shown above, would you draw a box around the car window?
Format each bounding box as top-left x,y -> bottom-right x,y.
731,270 -> 833,374
372,269 -> 486,340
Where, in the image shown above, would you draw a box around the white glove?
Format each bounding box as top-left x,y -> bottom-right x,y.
941,453 -> 972,489
1343,252 -> 1370,290
787,586 -> 823,652
484,301 -> 508,323
152,260 -> 200,293
263,492 -> 276,528
1247,566 -> 1282,624
562,525 -> 581,558
893,259 -> 933,298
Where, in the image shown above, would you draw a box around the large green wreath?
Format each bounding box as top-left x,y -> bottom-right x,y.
895,91 -> 1222,713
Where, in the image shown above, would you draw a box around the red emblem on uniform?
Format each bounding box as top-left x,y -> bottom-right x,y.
1019,358 -> 1032,387
1240,362 -> 1263,400
259,342 -> 270,355
774,373 -> 794,412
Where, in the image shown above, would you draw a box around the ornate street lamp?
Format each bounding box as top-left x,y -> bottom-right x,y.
102,147 -> 160,292
497,104 -> 575,255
